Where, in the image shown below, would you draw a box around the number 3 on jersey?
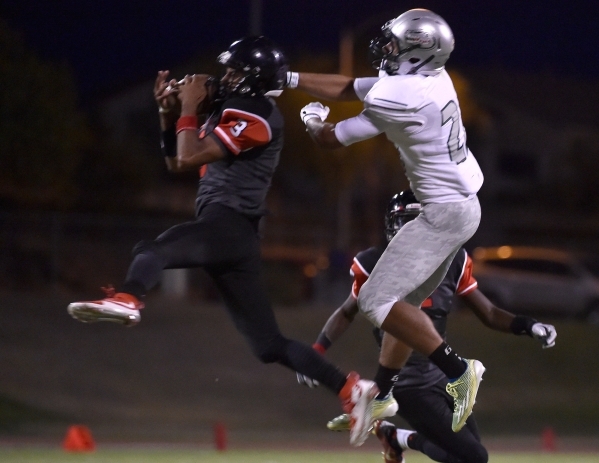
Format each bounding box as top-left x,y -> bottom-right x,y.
230,120 -> 248,137
441,101 -> 467,164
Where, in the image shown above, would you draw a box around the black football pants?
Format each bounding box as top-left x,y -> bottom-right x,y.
122,203 -> 346,393
394,379 -> 488,463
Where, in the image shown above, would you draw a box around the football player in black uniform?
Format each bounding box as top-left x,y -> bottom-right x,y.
67,36 -> 379,447
298,190 -> 557,462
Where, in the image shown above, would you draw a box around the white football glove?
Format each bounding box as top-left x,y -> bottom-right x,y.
296,372 -> 320,388
531,322 -> 557,349
300,102 -> 330,124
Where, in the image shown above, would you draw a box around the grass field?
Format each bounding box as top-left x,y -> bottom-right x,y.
1,449 -> 599,463
1,288 -> 599,455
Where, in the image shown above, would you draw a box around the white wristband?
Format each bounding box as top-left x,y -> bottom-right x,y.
302,114 -> 321,125
286,72 -> 299,89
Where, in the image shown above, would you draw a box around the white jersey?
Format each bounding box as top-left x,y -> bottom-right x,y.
335,70 -> 483,203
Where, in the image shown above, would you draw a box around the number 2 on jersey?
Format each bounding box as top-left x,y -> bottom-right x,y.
441,101 -> 467,164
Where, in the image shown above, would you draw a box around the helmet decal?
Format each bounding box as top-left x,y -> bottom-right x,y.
217,51 -> 232,64
405,30 -> 435,49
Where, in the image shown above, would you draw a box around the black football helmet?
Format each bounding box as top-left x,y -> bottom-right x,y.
385,190 -> 421,242
217,36 -> 289,98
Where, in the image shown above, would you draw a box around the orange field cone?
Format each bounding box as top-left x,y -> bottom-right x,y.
541,426 -> 557,452
63,424 -> 96,452
214,421 -> 227,451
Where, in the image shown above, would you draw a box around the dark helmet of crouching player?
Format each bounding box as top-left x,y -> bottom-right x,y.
385,190 -> 422,242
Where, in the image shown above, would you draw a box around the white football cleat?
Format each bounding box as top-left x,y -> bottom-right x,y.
339,372 -> 379,447
67,286 -> 143,326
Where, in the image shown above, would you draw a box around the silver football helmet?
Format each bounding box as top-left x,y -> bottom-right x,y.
369,9 -> 454,76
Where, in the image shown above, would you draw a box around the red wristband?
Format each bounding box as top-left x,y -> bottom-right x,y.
312,343 -> 327,355
176,115 -> 198,134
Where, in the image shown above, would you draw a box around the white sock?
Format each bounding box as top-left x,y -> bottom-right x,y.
394,428 -> 414,450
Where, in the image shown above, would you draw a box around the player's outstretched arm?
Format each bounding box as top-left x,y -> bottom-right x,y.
287,72 -> 358,101
461,289 -> 557,348
460,289 -> 513,332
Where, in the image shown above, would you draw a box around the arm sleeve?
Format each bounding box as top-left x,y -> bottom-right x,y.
456,252 -> 478,296
334,111 -> 384,146
353,77 -> 379,101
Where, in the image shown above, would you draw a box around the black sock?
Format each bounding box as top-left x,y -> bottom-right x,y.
119,280 -> 146,300
407,432 -> 422,450
373,364 -> 400,399
428,342 -> 466,380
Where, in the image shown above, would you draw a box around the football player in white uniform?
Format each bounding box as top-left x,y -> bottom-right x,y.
287,9 -> 485,433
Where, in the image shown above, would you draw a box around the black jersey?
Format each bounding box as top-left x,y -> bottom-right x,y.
350,246 -> 478,389
196,95 -> 283,217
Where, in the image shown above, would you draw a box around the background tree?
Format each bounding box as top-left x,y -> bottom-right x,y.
0,19 -> 90,210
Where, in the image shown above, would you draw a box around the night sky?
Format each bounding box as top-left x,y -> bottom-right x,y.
2,0 -> 597,101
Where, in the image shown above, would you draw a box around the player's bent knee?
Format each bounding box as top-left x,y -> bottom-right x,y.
357,284 -> 376,316
474,449 -> 489,463
464,444 -> 488,463
358,297 -> 395,329
357,282 -> 397,327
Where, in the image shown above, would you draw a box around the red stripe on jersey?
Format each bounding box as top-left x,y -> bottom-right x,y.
199,165 -> 207,177
350,260 -> 369,299
421,298 -> 433,308
212,108 -> 272,155
456,253 -> 478,296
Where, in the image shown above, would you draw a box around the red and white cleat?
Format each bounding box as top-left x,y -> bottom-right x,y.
339,371 -> 379,447
67,286 -> 143,326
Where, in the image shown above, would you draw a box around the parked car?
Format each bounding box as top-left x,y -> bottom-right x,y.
471,246 -> 599,322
